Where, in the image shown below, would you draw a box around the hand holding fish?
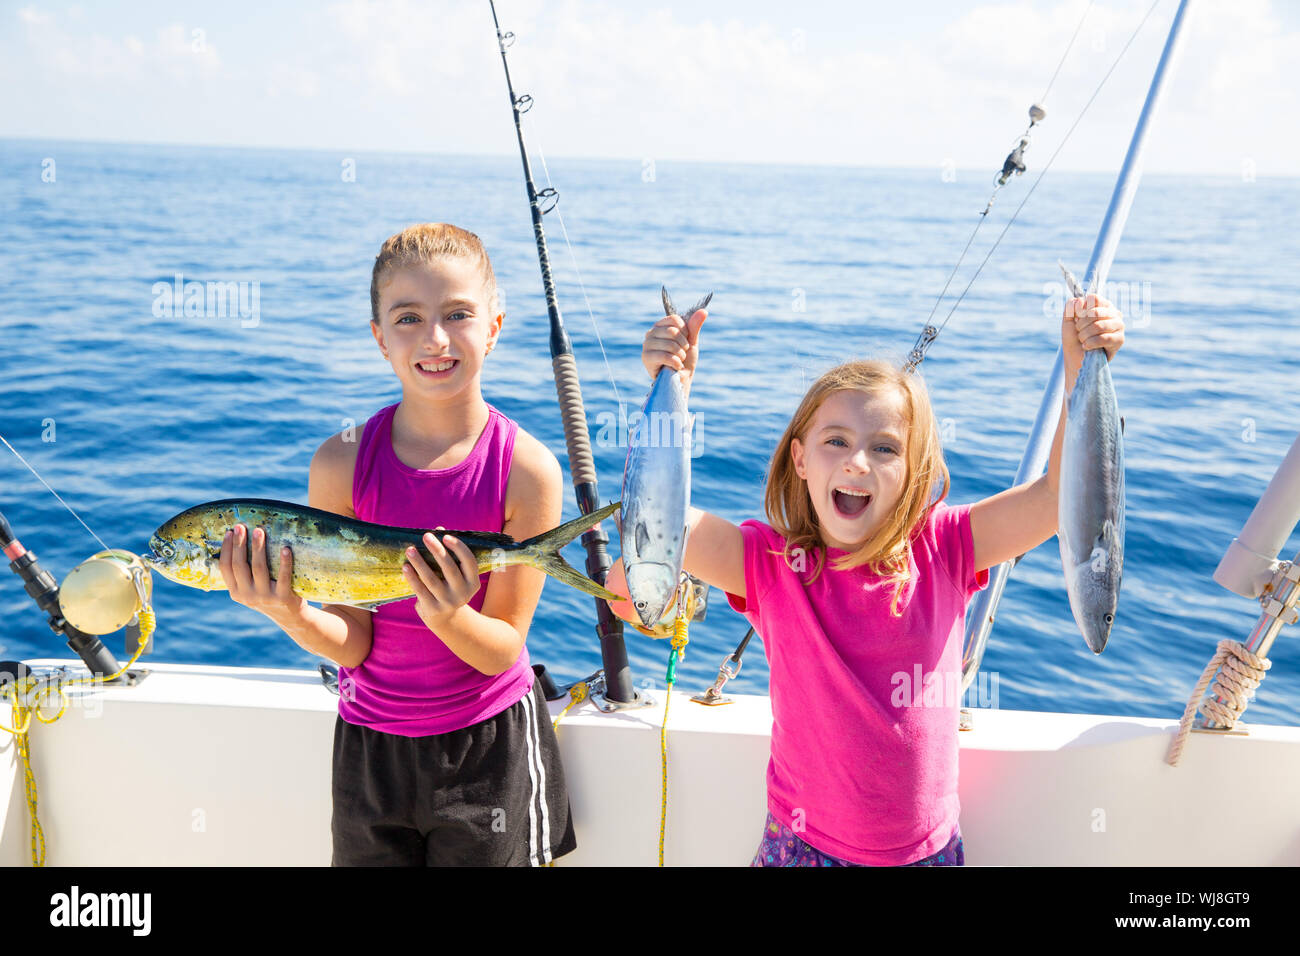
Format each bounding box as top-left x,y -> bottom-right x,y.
403,528 -> 483,633
642,306 -> 708,396
219,524 -> 309,625
1063,293 -> 1125,393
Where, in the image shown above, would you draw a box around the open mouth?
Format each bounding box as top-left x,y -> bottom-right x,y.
415,358 -> 458,379
833,488 -> 871,518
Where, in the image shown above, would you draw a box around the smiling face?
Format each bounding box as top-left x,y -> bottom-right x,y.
370,257 -> 502,402
790,387 -> 911,552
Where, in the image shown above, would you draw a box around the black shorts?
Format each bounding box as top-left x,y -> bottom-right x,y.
331,677 -> 577,866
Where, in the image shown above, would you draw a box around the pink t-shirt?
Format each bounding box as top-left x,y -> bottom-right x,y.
725,501 -> 988,865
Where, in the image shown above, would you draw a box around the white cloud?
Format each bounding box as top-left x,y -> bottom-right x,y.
17,5 -> 51,27
2,0 -> 1298,175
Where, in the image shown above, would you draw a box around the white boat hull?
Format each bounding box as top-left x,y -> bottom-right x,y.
3,659 -> 1297,866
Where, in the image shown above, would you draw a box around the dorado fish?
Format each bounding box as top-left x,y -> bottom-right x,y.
142,498 -> 623,609
620,287 -> 711,628
1058,262 -> 1125,653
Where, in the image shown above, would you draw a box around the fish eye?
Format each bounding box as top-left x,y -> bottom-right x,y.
1104,613 -> 1113,624
161,546 -> 174,558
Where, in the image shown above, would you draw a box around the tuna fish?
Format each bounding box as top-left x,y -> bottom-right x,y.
1058,263 -> 1125,653
142,498 -> 623,608
620,288 -> 711,628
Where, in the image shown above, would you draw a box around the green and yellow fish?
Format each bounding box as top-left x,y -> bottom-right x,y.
142,498 -> 623,609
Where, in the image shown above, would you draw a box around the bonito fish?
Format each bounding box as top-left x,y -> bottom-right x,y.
629,573 -> 710,640
621,288 -> 711,628
1058,263 -> 1125,653
142,498 -> 623,609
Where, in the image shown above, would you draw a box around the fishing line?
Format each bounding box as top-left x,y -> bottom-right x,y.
909,1 -> 1095,370
1039,0 -> 1096,106
0,432 -> 112,553
907,0 -> 1161,372
524,111 -> 626,413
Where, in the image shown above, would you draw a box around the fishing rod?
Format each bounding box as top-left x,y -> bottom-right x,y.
0,507 -> 127,680
962,0 -> 1193,692
488,0 -> 635,705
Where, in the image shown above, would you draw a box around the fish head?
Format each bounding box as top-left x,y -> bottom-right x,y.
622,573 -> 709,639
1063,547 -> 1121,655
626,561 -> 679,628
1077,594 -> 1116,655
144,512 -> 224,590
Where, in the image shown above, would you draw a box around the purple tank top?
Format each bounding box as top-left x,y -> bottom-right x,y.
337,401 -> 534,736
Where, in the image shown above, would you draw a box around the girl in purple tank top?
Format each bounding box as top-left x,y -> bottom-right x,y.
217,224 -> 576,866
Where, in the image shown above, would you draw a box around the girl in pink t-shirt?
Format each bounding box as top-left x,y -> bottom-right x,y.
614,294 -> 1124,866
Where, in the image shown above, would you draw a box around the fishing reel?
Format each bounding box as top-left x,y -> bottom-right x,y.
59,550 -> 154,653
1,509 -> 148,681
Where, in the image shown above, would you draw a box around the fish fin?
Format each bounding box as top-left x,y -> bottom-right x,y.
661,286 -> 675,316
686,292 -> 713,316
1120,415 -> 1125,436
532,550 -> 624,602
521,500 -> 621,551
662,287 -> 713,319
518,500 -> 624,602
634,520 -> 651,556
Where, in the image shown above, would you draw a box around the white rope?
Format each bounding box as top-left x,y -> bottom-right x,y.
1166,640 -> 1271,767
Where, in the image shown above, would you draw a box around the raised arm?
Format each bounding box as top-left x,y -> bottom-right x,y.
608,301 -> 746,603
968,293 -> 1124,572
683,506 -> 746,598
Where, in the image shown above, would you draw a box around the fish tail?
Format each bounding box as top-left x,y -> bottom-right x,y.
661,287 -> 713,319
518,500 -> 623,602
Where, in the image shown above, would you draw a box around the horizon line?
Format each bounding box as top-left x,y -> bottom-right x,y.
1,134 -> 1292,182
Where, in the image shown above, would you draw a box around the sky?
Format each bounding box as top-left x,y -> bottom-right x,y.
2,0 -> 1298,176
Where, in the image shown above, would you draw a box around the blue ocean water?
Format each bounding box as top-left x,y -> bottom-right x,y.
1,138 -> 1297,725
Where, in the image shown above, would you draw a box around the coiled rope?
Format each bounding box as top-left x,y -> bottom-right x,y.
1165,639 -> 1271,767
0,605 -> 155,866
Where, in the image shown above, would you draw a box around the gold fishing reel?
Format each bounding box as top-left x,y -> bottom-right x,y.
58,550 -> 153,638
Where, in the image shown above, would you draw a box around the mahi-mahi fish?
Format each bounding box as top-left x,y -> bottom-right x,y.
142,498 -> 623,608
1058,262 -> 1125,653
621,288 -> 712,628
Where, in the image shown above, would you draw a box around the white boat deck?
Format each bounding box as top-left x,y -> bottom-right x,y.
3,658 -> 1298,866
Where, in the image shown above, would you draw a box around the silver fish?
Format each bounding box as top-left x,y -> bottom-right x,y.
620,287 -> 711,628
1058,262 -> 1125,653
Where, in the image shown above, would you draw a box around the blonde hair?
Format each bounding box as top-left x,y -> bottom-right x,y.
764,359 -> 950,615
369,222 -> 499,323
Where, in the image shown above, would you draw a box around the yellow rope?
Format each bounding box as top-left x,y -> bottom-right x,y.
0,607 -> 155,865
659,615 -> 689,867
552,680 -> 588,733
1166,639 -> 1270,767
